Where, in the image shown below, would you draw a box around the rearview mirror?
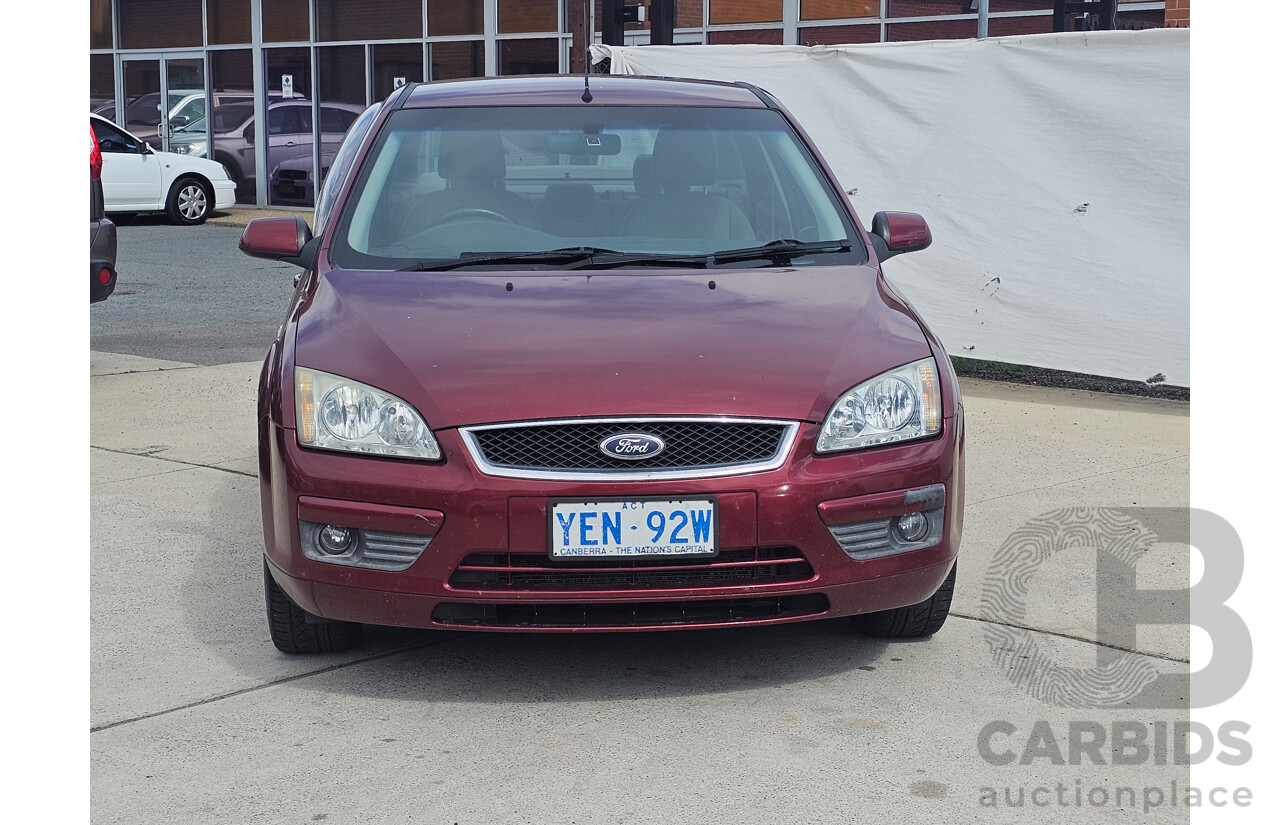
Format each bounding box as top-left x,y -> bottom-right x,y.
239,217 -> 316,268
870,211 -> 932,261
545,132 -> 622,155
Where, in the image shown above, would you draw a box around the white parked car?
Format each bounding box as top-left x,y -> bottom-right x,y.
89,113 -> 237,225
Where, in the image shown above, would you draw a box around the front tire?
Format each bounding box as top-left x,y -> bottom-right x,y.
166,176 -> 212,225
853,563 -> 955,638
264,559 -> 363,654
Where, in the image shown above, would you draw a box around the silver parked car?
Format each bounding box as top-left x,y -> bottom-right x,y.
169,100 -> 363,196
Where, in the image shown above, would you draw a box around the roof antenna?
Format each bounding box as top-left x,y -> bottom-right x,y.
581,1 -> 594,103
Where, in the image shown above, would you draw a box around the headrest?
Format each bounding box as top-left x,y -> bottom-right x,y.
438,129 -> 506,180
651,127 -> 718,187
632,153 -> 658,197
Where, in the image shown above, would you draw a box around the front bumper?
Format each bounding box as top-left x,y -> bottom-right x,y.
270,176 -> 314,207
212,178 -> 238,210
260,411 -> 964,632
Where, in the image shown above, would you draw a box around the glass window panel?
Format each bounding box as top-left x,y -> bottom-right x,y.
121,59 -> 161,141
497,38 -> 560,75
887,18 -> 978,39
317,0 -> 423,42
430,0 -> 483,35
167,59 -> 205,96
263,0 -> 311,42
208,0 -> 252,44
91,0 -> 113,49
373,43 -> 425,101
119,0 -> 202,49
1115,9 -> 1166,30
266,47 -> 312,97
888,0 -> 973,17
266,49 -> 314,207
430,41 -> 486,81
498,0 -> 558,33
798,23 -> 881,45
710,0 -> 783,25
211,49 -> 254,91
592,1 -> 699,35
707,28 -> 784,45
801,1 -> 880,21
318,46 -> 366,106
208,49 -> 255,201
987,15 -> 1052,36
91,54 -> 116,118
309,46 -> 367,208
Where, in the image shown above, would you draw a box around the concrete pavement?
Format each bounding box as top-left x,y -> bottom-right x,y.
90,352 -> 1191,824
206,205 -> 312,228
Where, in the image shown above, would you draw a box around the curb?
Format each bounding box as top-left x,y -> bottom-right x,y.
207,207 -> 312,228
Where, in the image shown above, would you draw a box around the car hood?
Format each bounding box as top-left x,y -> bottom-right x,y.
292,265 -> 931,429
156,149 -> 230,180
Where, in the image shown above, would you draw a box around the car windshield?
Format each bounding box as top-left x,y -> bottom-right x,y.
331,105 -> 864,270
211,103 -> 255,132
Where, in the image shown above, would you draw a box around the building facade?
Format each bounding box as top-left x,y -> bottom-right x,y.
89,0 -> 1178,207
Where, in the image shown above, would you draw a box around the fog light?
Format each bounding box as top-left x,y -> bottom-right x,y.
893,512 -> 929,543
317,524 -> 355,555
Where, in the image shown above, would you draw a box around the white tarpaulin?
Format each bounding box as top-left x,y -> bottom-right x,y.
593,30 -> 1189,386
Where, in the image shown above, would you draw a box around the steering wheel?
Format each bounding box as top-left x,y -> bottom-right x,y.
435,207 -> 515,225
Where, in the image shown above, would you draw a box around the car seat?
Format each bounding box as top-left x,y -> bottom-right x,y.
620,127 -> 756,243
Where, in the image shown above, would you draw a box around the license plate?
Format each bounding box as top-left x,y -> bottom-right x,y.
277,182 -> 297,196
549,498 -> 718,558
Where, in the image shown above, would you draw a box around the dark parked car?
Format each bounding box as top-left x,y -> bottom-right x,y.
90,125 -> 117,303
241,76 -> 963,653
268,154 -> 324,207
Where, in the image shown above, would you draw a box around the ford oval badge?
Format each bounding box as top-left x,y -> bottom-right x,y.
600,433 -> 665,461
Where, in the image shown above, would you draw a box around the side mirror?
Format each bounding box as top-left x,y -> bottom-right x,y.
169,115 -> 189,132
870,211 -> 932,261
239,217 -> 317,268
244,124 -> 255,146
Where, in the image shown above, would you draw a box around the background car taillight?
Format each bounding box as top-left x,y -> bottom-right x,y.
91,126 -> 102,179
91,259 -> 116,303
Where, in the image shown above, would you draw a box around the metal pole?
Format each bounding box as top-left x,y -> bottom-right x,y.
977,0 -> 989,38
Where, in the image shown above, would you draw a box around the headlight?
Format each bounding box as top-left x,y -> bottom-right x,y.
816,357 -> 942,453
295,367 -> 442,460
175,140 -> 206,157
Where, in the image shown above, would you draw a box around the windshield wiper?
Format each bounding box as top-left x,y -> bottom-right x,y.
711,239 -> 851,266
398,247 -> 621,272
395,242 -> 838,272
567,252 -> 710,270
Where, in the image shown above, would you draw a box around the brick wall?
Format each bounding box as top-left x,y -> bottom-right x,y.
1165,0 -> 1189,28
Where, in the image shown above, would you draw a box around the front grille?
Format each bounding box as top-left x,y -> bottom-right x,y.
431,594 -> 829,629
449,547 -> 812,591
278,169 -> 308,181
461,418 -> 797,480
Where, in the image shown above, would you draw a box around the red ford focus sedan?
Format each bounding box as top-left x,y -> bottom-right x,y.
241,75 -> 964,653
